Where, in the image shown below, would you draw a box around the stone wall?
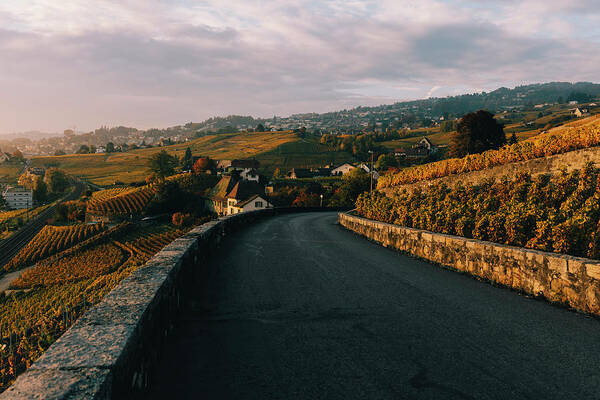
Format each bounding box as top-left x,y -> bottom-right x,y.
381,146 -> 600,195
339,212 -> 600,315
0,207 -> 342,400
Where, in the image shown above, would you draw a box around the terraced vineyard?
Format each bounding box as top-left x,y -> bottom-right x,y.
378,116 -> 600,189
86,186 -> 155,217
0,221 -> 191,391
4,223 -> 105,271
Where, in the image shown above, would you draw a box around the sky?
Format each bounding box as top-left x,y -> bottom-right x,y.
0,0 -> 599,134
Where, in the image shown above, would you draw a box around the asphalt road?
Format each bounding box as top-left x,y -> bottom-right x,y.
148,212 -> 600,400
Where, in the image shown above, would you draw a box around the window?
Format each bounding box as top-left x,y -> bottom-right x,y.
255,201 -> 263,208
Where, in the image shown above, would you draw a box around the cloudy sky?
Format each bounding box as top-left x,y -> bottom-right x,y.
1,0 -> 599,133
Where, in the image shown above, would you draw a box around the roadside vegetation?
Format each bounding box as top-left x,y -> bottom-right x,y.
359,163 -> 600,259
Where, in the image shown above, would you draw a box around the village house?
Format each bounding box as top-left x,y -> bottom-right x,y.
209,176 -> 268,216
395,137 -> 437,159
239,168 -> 260,182
228,194 -> 272,214
572,107 -> 590,118
2,186 -> 33,209
331,163 -> 356,176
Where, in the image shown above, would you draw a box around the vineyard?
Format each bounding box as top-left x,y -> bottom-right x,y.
4,223 -> 105,271
86,186 -> 155,217
11,244 -> 126,289
359,163 -> 600,259
377,118 -> 600,189
0,222 -> 188,391
90,187 -> 137,202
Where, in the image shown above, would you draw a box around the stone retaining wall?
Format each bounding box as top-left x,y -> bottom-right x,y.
381,146 -> 600,195
339,212 -> 600,315
1,208 -> 341,399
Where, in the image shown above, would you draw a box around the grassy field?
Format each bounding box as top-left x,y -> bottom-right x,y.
256,137 -> 356,174
32,131 -> 300,185
0,163 -> 23,184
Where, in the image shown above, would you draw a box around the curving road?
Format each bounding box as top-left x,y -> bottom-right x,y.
148,212 -> 600,400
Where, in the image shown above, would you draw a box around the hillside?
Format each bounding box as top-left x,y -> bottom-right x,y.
378,115 -> 600,191
31,131 -> 300,185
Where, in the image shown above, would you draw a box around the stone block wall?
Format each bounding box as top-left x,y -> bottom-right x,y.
339,212 -> 600,315
0,207 -> 343,399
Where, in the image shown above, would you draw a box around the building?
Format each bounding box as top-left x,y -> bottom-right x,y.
225,181 -> 266,215
240,168 -> 260,182
395,137 -> 437,159
573,108 -> 590,118
229,194 -> 272,214
95,146 -> 106,153
2,186 -> 33,209
331,163 -> 356,176
207,175 -> 238,215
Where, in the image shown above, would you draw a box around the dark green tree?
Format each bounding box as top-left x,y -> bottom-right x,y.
77,145 -> 90,154
450,110 -> 506,158
147,150 -> 178,181
106,142 -> 115,153
44,168 -> 69,193
181,147 -> 193,169
509,133 -> 518,145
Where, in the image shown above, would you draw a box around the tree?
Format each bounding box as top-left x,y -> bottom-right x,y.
12,149 -> 24,161
44,168 -> 69,193
329,168 -> 370,208
77,145 -> 90,154
32,178 -> 48,203
375,154 -> 397,171
147,150 -> 178,181
192,157 -> 214,174
509,133 -> 518,145
256,123 -> 265,132
450,110 -> 506,158
181,147 -> 193,170
106,142 -> 115,153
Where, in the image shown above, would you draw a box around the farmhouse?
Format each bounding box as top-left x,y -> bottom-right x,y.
229,194 -> 272,214
224,181 -> 266,215
331,163 -> 356,176
395,137 -> 437,159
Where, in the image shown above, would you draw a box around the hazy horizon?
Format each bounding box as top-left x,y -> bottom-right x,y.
1,0 -> 599,134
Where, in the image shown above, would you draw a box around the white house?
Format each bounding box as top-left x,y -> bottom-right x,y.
229,194 -> 272,214
331,163 -> 356,176
240,168 -> 260,182
2,186 -> 33,209
95,146 -> 106,153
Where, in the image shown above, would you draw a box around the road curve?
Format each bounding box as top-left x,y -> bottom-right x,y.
148,212 -> 600,400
